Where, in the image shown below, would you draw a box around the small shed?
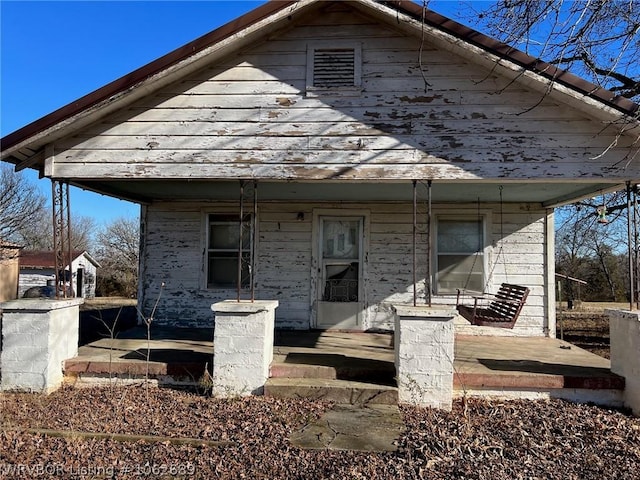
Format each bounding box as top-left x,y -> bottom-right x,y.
0,242 -> 23,302
19,250 -> 100,299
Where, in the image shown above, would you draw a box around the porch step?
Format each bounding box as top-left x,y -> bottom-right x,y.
270,361 -> 395,385
264,378 -> 398,405
453,371 -> 625,391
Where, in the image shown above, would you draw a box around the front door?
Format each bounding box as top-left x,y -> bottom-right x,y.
315,216 -> 364,329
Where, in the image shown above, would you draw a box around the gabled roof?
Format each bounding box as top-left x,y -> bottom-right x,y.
1,0 -> 638,167
20,250 -> 101,269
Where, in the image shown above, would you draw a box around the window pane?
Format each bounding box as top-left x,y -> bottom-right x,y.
207,214 -> 252,289
323,263 -> 358,302
209,221 -> 250,250
437,254 -> 483,293
208,256 -> 237,287
437,219 -> 482,253
208,253 -> 250,288
323,220 -> 359,259
435,218 -> 485,293
208,215 -> 251,248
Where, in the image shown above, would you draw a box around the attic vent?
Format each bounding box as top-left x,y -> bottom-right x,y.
313,49 -> 355,87
306,43 -> 362,96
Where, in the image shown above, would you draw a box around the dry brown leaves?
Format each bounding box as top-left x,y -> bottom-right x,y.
1,386 -> 639,479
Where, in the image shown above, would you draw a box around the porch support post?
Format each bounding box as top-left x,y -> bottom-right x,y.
392,304 -> 456,410
412,180 -> 417,307
0,298 -> 83,392
607,309 -> 640,416
211,300 -> 278,397
626,181 -> 635,310
51,179 -> 73,299
426,179 -> 432,307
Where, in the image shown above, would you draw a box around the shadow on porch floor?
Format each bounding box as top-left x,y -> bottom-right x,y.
64,327 -> 624,397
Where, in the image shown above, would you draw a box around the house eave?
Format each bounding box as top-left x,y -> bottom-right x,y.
66,178 -> 635,207
541,183 -> 637,208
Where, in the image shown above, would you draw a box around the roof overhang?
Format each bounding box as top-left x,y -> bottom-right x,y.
69,178 -> 631,209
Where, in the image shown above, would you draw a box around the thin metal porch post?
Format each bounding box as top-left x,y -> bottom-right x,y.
237,179 -> 257,302
627,181 -> 636,310
52,179 -> 73,298
412,180 -> 417,306
427,179 -> 432,307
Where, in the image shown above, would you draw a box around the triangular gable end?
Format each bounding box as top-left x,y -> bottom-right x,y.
2,0 -> 638,167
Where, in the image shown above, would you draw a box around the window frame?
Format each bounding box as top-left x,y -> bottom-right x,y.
204,213 -> 254,290
306,41 -> 362,97
433,212 -> 491,295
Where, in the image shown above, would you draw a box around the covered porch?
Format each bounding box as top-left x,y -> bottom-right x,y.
63,326 -> 625,407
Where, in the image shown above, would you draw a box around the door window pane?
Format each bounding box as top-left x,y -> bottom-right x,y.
323,262 -> 359,302
323,220 -> 359,259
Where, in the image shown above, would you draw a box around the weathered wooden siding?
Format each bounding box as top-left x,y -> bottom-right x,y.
50,5 -> 635,181
140,200 -> 548,335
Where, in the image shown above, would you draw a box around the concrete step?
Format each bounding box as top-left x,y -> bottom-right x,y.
270,361 -> 395,384
264,377 -> 398,405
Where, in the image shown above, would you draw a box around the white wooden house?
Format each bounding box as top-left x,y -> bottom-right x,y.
2,0 -> 638,336
19,250 -> 100,299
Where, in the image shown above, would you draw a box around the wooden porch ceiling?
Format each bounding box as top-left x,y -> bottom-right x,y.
74,179 -> 621,207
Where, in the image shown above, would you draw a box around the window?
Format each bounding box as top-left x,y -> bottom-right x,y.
435,217 -> 485,294
207,214 -> 252,289
306,43 -> 361,95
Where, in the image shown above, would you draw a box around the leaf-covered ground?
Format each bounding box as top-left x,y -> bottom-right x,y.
1,386 -> 639,479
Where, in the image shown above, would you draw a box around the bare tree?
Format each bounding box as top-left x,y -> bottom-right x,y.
556,191 -> 631,302
18,209 -> 96,252
475,0 -> 640,101
95,216 -> 140,297
69,215 -> 96,252
1,164 -> 97,252
0,163 -> 47,253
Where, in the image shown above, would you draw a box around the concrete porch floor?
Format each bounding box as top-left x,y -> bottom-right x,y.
64,327 -> 624,398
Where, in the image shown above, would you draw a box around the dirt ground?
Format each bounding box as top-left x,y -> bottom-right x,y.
1,386 -> 638,479
80,297 -> 137,311
556,302 -> 632,359
78,297 -> 138,345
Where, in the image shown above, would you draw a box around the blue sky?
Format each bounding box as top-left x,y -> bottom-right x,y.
1,0 -> 482,225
